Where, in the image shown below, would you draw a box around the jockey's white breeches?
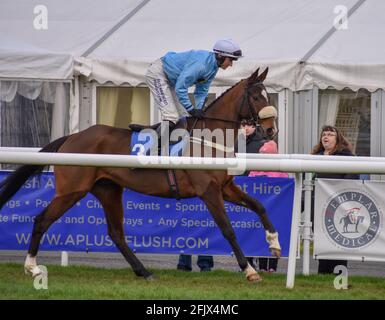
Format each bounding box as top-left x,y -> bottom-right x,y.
146,59 -> 189,124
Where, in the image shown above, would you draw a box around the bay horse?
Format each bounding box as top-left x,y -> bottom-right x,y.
0,67 -> 281,282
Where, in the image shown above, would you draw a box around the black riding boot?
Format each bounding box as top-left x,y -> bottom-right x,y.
156,121 -> 176,155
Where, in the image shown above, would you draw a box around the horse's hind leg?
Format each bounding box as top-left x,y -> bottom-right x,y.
91,179 -> 153,280
25,191 -> 87,276
222,180 -> 281,257
201,180 -> 261,282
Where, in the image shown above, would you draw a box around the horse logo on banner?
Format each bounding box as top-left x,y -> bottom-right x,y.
339,207 -> 365,233
323,190 -> 381,249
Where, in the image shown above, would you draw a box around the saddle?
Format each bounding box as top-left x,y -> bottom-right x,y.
129,119 -> 188,200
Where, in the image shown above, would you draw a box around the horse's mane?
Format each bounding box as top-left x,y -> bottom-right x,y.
203,78 -> 245,112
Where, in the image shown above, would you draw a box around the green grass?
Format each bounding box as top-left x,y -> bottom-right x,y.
0,263 -> 384,300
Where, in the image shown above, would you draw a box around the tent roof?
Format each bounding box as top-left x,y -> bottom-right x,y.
1,0 -> 385,91
0,0 -> 143,80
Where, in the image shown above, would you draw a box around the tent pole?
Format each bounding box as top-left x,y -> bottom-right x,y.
82,0 -> 151,57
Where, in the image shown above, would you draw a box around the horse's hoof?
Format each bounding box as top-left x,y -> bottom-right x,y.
145,274 -> 156,281
270,248 -> 281,258
247,273 -> 262,282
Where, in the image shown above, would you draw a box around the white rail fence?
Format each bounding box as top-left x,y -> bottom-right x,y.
1,147 -> 385,289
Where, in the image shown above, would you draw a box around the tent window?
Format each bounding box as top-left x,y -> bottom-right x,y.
0,81 -> 70,147
97,87 -> 150,127
318,89 -> 370,156
1,94 -> 52,146
0,80 -> 70,169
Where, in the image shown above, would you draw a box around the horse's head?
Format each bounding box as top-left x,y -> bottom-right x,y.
241,67 -> 269,120
241,68 -> 278,140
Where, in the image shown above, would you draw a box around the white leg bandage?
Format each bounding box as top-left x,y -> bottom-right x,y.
265,231 -> 281,251
24,254 -> 42,277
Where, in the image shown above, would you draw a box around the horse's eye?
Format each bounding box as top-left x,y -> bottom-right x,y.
253,96 -> 259,101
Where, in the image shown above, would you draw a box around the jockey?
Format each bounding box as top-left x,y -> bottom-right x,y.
146,39 -> 243,145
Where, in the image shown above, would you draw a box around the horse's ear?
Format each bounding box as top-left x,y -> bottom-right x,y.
258,67 -> 269,82
247,68 -> 260,84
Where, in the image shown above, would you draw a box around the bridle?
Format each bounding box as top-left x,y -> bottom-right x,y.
241,81 -> 267,124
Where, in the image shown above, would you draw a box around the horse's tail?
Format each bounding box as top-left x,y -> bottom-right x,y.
0,135 -> 70,210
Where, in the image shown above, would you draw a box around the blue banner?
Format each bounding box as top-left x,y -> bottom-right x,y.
0,172 -> 294,257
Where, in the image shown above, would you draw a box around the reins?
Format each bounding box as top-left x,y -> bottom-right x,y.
189,81 -> 267,129
199,116 -> 241,124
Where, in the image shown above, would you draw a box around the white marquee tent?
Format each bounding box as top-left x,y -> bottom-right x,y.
1,0 -> 385,92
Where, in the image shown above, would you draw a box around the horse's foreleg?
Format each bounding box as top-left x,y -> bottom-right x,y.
201,180 -> 261,282
25,191 -> 86,277
91,180 -> 153,280
223,180 -> 281,257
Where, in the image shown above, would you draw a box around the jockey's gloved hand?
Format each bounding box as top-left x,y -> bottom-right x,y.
189,108 -> 205,119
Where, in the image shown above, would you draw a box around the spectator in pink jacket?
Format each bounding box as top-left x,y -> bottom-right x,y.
248,140 -> 288,178
248,139 -> 288,272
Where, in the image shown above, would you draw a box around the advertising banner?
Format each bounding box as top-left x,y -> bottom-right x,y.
314,179 -> 385,262
0,172 -> 294,257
